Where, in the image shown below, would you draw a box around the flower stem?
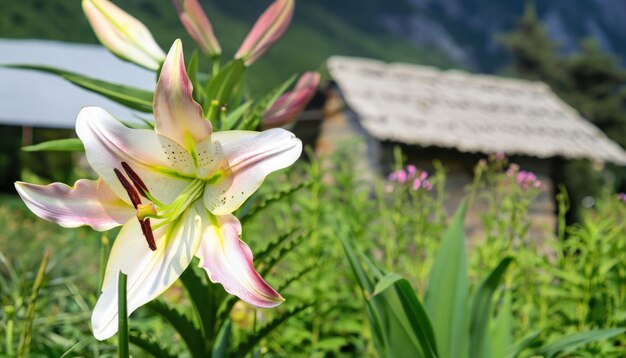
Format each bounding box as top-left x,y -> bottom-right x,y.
118,271 -> 129,358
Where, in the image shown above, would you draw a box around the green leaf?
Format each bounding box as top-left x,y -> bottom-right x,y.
59,338 -> 95,358
117,271 -> 129,358
469,257 -> 514,358
424,199 -> 470,358
276,263 -> 317,292
220,100 -> 253,130
259,232 -> 308,276
146,300 -> 205,357
253,229 -> 298,263
505,329 -> 541,358
205,59 -> 246,122
5,64 -> 154,112
394,279 -> 439,358
240,181 -> 313,224
340,234 -> 434,358
536,328 -> 626,358
129,332 -> 177,358
179,263 -> 227,345
22,138 -> 84,152
242,75 -> 297,129
372,273 -> 404,297
17,251 -> 49,358
187,50 -> 206,107
492,292 -> 515,358
212,319 -> 232,358
233,303 -> 312,357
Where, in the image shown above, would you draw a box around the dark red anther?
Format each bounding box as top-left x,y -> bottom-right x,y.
139,219 -> 157,251
121,162 -> 149,198
114,168 -> 141,208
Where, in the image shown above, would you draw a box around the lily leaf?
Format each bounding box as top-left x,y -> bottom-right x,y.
22,138 -> 84,152
205,59 -> 246,122
4,64 -> 154,112
536,328 -> 626,358
469,256 -> 514,358
424,200 -> 470,358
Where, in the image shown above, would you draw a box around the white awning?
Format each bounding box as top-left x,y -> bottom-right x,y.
0,38 -> 155,129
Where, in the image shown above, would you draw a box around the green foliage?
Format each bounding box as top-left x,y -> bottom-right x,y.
424,201 -> 470,358
22,138 -> 84,152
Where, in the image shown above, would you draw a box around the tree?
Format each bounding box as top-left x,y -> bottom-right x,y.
500,2 -> 626,217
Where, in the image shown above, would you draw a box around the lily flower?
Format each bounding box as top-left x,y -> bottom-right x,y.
82,0 -> 166,70
262,72 -> 320,129
15,39 -> 302,340
172,0 -> 221,57
235,0 -> 294,66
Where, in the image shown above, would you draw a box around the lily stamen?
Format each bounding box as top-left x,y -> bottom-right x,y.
121,161 -> 149,197
114,167 -> 158,251
139,218 -> 157,251
114,168 -> 141,208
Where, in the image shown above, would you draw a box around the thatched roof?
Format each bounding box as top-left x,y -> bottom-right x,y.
0,39 -> 154,129
327,56 -> 626,165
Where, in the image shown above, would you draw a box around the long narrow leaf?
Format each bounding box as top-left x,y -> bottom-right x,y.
17,251 -> 49,358
129,332 -> 177,358
212,319 -> 232,358
179,263 -> 227,344
233,303 -> 312,357
22,138 -> 85,152
505,329 -> 541,358
424,200 -> 470,358
536,328 -> 626,358
5,64 -> 154,112
395,279 -> 439,358
205,59 -> 246,121
469,257 -> 514,358
493,292 -> 515,358
340,235 -> 431,357
146,300 -> 205,357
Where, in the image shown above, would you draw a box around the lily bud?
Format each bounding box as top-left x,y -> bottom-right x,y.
172,0 -> 221,57
82,0 -> 166,70
262,71 -> 320,129
235,0 -> 294,66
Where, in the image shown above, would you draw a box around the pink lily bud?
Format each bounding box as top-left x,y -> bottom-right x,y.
406,165 -> 417,176
419,171 -> 428,181
172,0 -> 221,57
262,72 -> 319,129
235,0 -> 294,66
82,0 -> 166,70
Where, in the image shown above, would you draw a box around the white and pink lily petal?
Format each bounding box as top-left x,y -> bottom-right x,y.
198,214 -> 284,308
15,178 -> 134,231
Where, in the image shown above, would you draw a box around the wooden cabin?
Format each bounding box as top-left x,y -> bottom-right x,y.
295,56 -> 626,240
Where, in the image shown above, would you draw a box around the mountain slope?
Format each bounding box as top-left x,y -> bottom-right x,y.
0,0 -> 453,94
376,0 -> 626,72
